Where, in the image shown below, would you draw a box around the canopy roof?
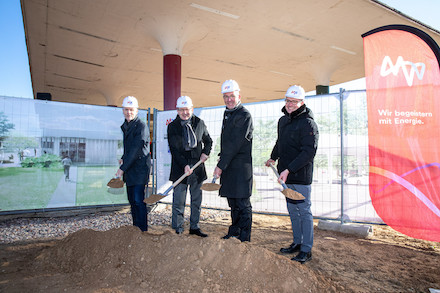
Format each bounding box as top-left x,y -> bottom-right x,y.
21,0 -> 440,109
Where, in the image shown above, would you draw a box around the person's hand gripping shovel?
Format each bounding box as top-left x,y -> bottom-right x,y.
107,160 -> 125,194
144,159 -> 204,204
268,163 -> 305,200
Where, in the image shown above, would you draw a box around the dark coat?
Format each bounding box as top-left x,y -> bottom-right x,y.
217,103 -> 253,198
120,116 -> 151,186
167,114 -> 212,184
270,104 -> 319,185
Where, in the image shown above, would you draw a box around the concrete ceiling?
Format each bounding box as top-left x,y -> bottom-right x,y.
21,0 -> 440,110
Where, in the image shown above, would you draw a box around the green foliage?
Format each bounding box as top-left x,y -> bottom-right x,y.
3,136 -> 39,153
252,119 -> 277,170
21,154 -> 62,168
314,97 -> 367,136
0,112 -> 14,141
314,154 -> 328,169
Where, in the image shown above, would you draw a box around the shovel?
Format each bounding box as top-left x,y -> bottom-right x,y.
107,176 -> 125,194
200,175 -> 221,191
144,159 -> 204,204
268,163 -> 305,200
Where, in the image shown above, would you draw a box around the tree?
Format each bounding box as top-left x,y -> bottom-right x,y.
252,119 -> 277,172
3,136 -> 39,155
0,112 -> 14,144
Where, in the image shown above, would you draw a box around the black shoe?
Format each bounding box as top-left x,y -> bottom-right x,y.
176,230 -> 183,235
292,251 -> 312,264
189,229 -> 208,238
280,243 -> 301,254
221,234 -> 238,240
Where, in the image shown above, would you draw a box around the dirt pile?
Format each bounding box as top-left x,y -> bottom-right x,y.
34,226 -> 341,292
1,212 -> 439,292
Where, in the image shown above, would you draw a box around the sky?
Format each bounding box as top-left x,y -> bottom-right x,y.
0,0 -> 439,99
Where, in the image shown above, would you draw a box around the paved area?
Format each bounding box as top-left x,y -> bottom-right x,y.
47,166 -> 78,208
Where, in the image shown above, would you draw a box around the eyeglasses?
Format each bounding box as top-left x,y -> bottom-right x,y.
285,99 -> 302,104
177,108 -> 192,112
223,95 -> 237,100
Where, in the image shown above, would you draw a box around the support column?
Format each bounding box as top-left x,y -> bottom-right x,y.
316,85 -> 329,95
163,54 -> 181,110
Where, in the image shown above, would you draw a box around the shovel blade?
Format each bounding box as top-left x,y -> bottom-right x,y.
144,193 -> 166,204
107,178 -> 124,189
200,183 -> 221,191
282,188 -> 305,200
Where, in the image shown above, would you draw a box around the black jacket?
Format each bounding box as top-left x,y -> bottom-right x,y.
120,116 -> 151,186
270,104 -> 319,185
218,103 -> 253,198
167,115 -> 212,184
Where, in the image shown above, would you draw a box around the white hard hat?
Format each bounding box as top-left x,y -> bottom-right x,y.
285,85 -> 305,100
122,96 -> 139,108
176,96 -> 193,108
221,79 -> 240,94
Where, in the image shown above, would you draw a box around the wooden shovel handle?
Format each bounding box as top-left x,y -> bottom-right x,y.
171,159 -> 204,188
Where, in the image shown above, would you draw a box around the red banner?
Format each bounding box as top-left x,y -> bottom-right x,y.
362,25 -> 440,241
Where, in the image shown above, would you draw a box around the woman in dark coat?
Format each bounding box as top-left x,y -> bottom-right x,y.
116,96 -> 151,232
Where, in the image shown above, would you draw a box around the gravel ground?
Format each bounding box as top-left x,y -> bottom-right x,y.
0,204 -> 229,244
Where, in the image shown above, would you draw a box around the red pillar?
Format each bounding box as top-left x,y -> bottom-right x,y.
163,54 -> 181,110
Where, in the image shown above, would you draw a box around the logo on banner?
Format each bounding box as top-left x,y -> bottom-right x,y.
380,56 -> 425,86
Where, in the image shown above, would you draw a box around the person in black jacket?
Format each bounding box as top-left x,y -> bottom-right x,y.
214,80 -> 253,242
265,85 -> 319,264
116,96 -> 151,232
168,96 -> 212,236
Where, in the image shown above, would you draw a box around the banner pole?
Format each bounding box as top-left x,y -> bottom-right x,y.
339,88 -> 345,225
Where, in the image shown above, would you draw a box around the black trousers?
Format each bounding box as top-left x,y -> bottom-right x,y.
226,197 -> 252,242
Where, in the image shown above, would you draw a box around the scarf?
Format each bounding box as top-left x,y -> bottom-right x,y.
181,118 -> 197,150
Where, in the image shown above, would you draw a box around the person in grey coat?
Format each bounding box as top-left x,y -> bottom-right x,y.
167,96 -> 212,236
214,79 -> 253,242
116,96 -> 151,232
266,85 -> 319,264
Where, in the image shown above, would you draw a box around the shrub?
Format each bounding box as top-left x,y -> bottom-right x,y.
21,154 -> 62,168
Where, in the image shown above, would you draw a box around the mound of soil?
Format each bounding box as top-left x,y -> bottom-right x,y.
31,226 -> 339,292
0,212 -> 439,292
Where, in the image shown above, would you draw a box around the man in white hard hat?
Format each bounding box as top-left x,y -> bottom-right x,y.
214,79 -> 254,242
265,85 -> 319,264
167,96 -> 212,236
116,96 -> 151,232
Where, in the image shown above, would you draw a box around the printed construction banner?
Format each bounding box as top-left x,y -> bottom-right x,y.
362,25 -> 440,241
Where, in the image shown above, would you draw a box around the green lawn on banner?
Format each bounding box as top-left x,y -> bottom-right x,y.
75,166 -> 128,206
0,167 -> 63,211
0,166 -> 128,212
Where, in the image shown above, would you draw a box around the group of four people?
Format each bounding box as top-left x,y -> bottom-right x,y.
116,79 -> 319,264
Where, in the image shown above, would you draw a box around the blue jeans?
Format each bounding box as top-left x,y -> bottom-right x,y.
172,173 -> 203,232
286,184 -> 313,252
127,184 -> 148,232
